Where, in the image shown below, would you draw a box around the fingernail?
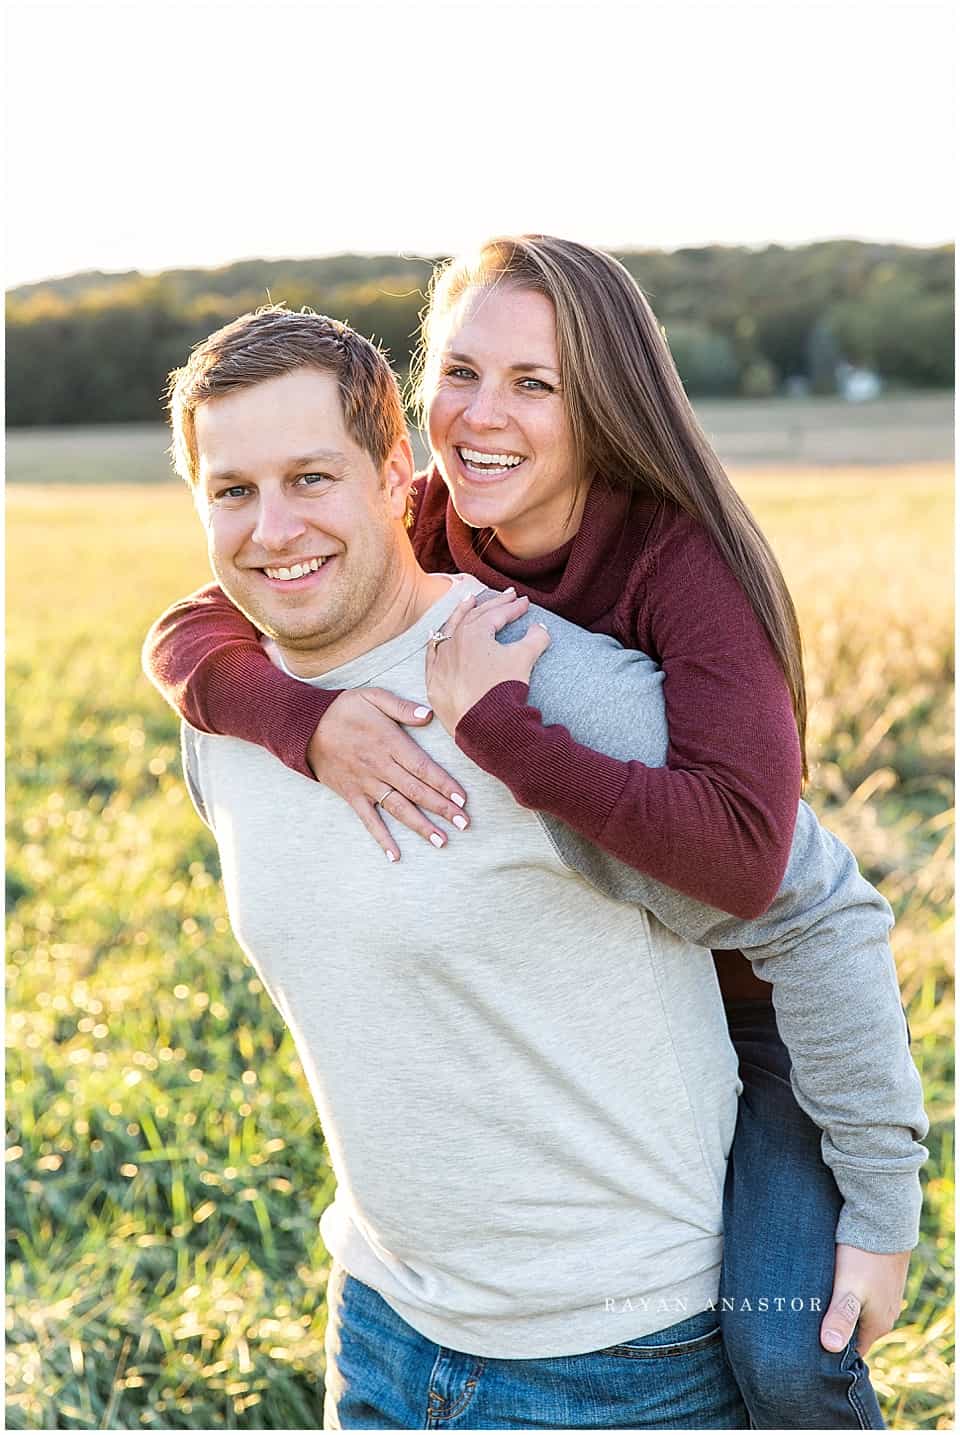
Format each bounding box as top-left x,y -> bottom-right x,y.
413,705 -> 431,718
386,850 -> 398,863
536,621 -> 549,630
503,586 -> 516,596
824,1329 -> 844,1346
429,833 -> 445,849
450,792 -> 466,807
452,815 -> 468,831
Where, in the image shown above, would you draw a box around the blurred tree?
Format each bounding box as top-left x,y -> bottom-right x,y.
828,272 -> 954,388
327,280 -> 425,376
6,243 -> 953,426
664,321 -> 739,396
739,357 -> 780,398
806,316 -> 841,395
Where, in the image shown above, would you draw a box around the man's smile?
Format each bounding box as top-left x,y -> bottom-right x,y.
253,554 -> 338,588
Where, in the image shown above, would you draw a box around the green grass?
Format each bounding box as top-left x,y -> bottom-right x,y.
6,462 -> 954,1429
6,393 -> 954,488
5,425 -> 178,485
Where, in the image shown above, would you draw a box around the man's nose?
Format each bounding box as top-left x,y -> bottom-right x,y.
252,493 -> 307,551
463,382 -> 508,429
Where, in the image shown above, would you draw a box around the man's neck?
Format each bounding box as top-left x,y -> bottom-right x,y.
277,558 -> 453,679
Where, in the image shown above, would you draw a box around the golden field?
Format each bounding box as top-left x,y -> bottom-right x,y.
5,450 -> 954,1428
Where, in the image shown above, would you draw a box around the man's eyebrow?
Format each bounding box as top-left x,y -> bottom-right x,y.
288,450 -> 349,467
445,350 -> 560,375
204,450 -> 348,484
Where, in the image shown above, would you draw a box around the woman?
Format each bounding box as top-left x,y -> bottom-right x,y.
146,236 -> 892,1426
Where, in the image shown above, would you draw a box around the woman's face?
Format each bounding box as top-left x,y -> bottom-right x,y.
426,285 -> 587,558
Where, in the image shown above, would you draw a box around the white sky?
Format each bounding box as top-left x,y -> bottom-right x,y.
4,0 -> 956,288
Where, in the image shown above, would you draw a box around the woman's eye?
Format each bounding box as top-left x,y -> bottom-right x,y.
445,366 -> 477,381
519,377 -> 553,393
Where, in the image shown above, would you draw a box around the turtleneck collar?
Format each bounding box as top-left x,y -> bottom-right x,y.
436,469 -> 657,627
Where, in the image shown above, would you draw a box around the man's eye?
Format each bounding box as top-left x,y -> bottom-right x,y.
297,473 -> 332,487
216,485 -> 250,500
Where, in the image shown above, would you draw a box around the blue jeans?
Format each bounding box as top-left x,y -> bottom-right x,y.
323,1263 -> 748,1429
720,1000 -> 885,1429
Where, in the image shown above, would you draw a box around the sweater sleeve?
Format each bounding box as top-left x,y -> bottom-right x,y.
454,520 -> 802,920
141,479 -> 434,780
141,583 -> 332,779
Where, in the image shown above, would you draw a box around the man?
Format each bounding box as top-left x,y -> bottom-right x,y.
155,306 -> 926,1430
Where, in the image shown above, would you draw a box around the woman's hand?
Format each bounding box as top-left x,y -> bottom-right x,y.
425,589 -> 551,735
820,1244 -> 912,1356
306,689 -> 470,863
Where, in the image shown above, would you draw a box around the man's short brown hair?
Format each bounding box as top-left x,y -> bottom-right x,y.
167,304 -> 408,487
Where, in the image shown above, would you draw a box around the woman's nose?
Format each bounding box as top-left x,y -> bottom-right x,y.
463,383 -> 507,429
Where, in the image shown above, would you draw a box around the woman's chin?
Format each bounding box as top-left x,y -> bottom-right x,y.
435,471 -> 505,528
448,486 -> 515,532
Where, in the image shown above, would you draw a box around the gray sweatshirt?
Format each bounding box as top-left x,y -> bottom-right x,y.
509,590 -> 928,1257
181,575 -> 927,1358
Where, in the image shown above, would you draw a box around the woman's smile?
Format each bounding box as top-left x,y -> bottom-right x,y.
454,444 -> 528,481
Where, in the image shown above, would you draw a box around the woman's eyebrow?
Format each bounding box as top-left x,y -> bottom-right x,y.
445,349 -> 559,375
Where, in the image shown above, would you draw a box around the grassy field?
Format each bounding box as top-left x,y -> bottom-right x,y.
5,439 -> 955,1426
5,392 -> 955,485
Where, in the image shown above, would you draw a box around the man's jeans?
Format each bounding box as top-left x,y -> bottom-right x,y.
720,1001 -> 885,1429
323,1263 -> 748,1429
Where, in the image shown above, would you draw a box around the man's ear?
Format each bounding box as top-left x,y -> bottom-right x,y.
382,434 -> 416,520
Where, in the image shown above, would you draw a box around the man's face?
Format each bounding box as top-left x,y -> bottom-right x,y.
194,367 -> 412,659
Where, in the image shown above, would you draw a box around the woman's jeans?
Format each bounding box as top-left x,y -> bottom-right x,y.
323,1001 -> 886,1430
721,1000 -> 885,1429
324,1266 -> 748,1429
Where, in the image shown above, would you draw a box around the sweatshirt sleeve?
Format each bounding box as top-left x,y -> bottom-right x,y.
141,479 -> 434,780
142,583 -> 333,779
455,520 -> 802,919
543,798 -> 929,1252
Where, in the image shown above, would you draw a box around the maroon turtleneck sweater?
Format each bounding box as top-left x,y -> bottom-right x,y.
145,472 -> 803,1000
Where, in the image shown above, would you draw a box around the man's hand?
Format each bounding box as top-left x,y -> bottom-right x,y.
820,1243 -> 911,1356
306,689 -> 470,863
425,589 -> 551,734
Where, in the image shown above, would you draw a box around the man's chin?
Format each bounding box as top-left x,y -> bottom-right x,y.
256,608 -> 342,651
216,579 -> 339,651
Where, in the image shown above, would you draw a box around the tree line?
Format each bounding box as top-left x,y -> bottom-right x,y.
6,241 -> 953,426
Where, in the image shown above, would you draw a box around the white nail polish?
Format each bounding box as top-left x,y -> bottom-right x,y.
452,815 -> 468,831
450,792 -> 466,807
429,833 -> 444,849
413,706 -> 431,718
386,850 -> 398,863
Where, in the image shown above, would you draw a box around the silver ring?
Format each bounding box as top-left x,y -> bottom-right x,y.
375,786 -> 395,811
427,629 -> 452,646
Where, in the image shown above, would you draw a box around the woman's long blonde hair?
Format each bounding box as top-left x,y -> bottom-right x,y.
412,234 -> 807,776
